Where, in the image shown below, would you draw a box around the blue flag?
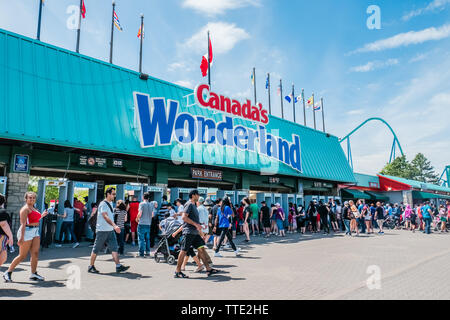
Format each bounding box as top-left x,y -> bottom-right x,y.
265,76 -> 269,89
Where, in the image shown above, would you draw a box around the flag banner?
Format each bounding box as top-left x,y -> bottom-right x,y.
200,38 -> 213,77
307,96 -> 314,105
251,73 -> 254,85
297,95 -> 302,102
81,0 -> 86,19
314,103 -> 321,111
277,86 -> 281,96
114,11 -> 123,31
138,25 -> 144,38
285,94 -> 298,103
265,75 -> 269,89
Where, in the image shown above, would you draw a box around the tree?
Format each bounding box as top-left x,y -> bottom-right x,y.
379,156 -> 415,179
410,153 -> 439,184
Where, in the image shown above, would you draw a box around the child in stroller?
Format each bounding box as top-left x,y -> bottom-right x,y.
154,215 -> 182,265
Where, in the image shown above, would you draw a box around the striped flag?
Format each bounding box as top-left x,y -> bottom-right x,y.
314,103 -> 321,111
114,11 -> 123,31
138,25 -> 144,38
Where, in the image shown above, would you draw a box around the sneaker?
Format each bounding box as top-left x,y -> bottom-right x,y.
55,244 -> 62,248
234,248 -> 241,256
144,253 -> 150,257
214,252 -> 223,257
73,242 -> 80,248
30,272 -> 45,281
131,242 -> 136,247
116,265 -> 130,273
3,272 -> 12,282
88,265 -> 100,274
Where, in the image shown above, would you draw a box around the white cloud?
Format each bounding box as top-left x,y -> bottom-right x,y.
174,80 -> 194,88
402,0 -> 450,21
350,59 -> 399,72
184,22 -> 250,55
347,109 -> 365,116
351,24 -> 450,54
182,0 -> 261,16
409,52 -> 430,63
168,62 -> 192,72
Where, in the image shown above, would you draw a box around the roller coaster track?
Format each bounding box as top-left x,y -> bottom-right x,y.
439,166 -> 450,187
339,117 -> 404,170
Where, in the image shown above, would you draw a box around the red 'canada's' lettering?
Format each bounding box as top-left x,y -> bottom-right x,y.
194,84 -> 270,125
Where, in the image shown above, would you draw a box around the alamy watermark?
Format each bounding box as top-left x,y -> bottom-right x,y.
66,265 -> 81,290
366,265 -> 381,290
367,5 -> 381,30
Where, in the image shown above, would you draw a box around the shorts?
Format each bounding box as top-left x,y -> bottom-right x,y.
0,235 -> 8,253
130,220 -> 138,233
17,226 -> 40,242
263,219 -> 271,228
330,214 -> 337,222
440,217 -> 447,222
316,214 -> 320,222
377,219 -> 384,226
181,234 -> 205,251
276,219 -> 284,231
92,231 -> 119,254
251,218 -> 258,225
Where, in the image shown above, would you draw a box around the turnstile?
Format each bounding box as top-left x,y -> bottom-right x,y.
171,187 -> 208,202
319,196 -> 326,203
144,185 -> 164,205
296,194 -> 304,208
116,183 -> 144,202
334,196 -> 342,204
36,180 -> 68,244
236,190 -> 249,205
282,194 -> 296,213
0,176 -> 7,195
217,190 -> 236,204
304,195 -> 319,207
67,181 -> 97,241
273,193 -> 282,207
256,192 -> 273,207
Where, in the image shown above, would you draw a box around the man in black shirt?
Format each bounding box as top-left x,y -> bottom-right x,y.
318,201 -> 330,234
260,201 -> 271,237
174,190 -> 220,278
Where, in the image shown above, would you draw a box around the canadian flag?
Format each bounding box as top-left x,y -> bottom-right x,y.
200,38 -> 213,77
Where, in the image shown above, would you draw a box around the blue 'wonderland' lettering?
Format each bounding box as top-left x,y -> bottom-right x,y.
134,92 -> 302,172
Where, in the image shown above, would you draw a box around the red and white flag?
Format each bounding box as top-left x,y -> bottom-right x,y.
81,0 -> 86,19
200,38 -> 213,77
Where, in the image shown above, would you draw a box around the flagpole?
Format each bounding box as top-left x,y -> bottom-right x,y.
267,73 -> 271,115
76,0 -> 82,53
37,0 -> 43,40
109,1 -> 115,64
312,93 -> 316,130
292,84 -> 296,123
253,67 -> 257,105
208,31 -> 211,89
139,14 -> 144,73
321,97 -> 325,132
280,79 -> 284,119
302,88 -> 306,126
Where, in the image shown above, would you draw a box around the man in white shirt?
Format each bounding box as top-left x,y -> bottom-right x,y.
88,187 -> 130,274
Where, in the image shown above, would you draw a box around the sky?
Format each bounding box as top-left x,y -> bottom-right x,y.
1,0 -> 449,178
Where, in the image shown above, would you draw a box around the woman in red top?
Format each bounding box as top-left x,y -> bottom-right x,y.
3,191 -> 48,282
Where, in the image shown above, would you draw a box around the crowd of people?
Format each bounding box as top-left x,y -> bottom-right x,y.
1,188 -> 450,282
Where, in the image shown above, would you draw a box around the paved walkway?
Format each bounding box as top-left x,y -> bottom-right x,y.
0,230 -> 449,299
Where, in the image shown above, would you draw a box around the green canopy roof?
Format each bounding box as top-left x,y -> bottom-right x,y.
364,191 -> 389,201
412,191 -> 444,200
342,189 -> 371,200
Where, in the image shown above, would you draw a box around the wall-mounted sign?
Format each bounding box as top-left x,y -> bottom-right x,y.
134,87 -> 302,174
313,182 -> 323,188
13,154 -> 29,173
112,159 -> 123,168
191,168 -> 223,181
268,177 -> 280,184
45,180 -> 67,187
80,156 -> 107,168
369,182 -> 379,189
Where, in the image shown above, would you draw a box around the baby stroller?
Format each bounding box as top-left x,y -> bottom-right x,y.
154,217 -> 182,265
